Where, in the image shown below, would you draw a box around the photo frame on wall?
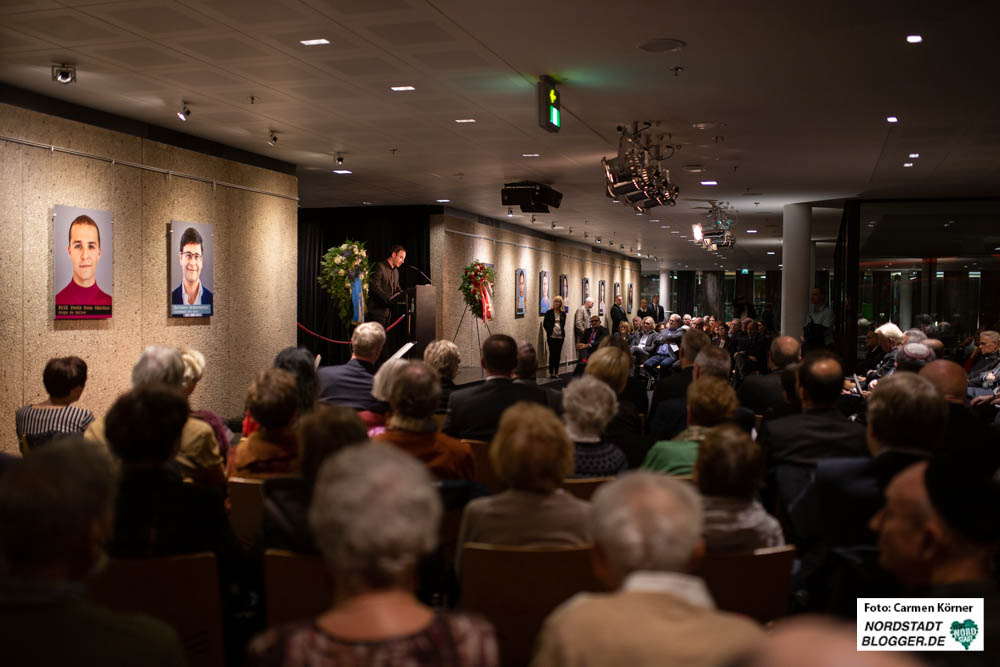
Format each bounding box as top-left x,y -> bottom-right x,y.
614,282 -> 621,300
515,268 -> 526,318
170,221 -> 214,318
598,280 -> 606,316
627,283 -> 634,314
539,270 -> 550,314
582,278 -> 591,305
559,274 -> 569,310
54,204 -> 113,320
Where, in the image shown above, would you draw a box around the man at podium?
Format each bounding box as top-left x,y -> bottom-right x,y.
366,245 -> 406,326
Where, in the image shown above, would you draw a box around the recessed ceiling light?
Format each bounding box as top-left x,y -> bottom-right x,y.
650,219 -> 659,222
906,35 -> 923,44
390,85 -> 415,91
333,169 -> 352,174
176,103 -> 191,122
522,153 -> 540,158
638,37 -> 686,53
299,38 -> 330,46
691,122 -> 716,130
661,225 -> 669,229
680,235 -> 688,238
908,153 -> 920,159
903,162 -> 914,167
362,201 -> 372,206
670,230 -> 679,234
436,199 -> 450,203
455,118 -> 476,123
683,164 -> 707,174
767,251 -> 776,255
700,180 -> 718,186
886,116 -> 899,123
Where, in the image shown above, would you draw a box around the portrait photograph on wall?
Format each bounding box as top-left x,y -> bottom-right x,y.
598,280 -> 606,316
54,204 -> 113,320
614,282 -> 621,301
559,274 -> 569,309
170,221 -> 214,318
627,283 -> 634,313
582,277 -> 590,305
539,270 -> 550,314
515,268 -> 526,318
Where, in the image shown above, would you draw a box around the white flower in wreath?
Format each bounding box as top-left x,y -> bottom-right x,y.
363,282 -> 368,290
334,255 -> 343,264
344,280 -> 351,289
352,245 -> 359,253
360,249 -> 366,257
338,268 -> 345,276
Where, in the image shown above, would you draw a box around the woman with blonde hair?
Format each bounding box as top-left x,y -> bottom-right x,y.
543,294 -> 568,378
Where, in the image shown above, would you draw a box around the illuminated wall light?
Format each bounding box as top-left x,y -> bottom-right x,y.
700,180 -> 718,186
333,169 -> 352,174
767,251 -> 776,255
436,199 -> 450,203
886,116 -> 899,123
903,162 -> 914,167
522,153 -> 540,158
692,223 -> 703,241
906,35 -> 923,43
299,38 -> 330,45
455,118 -> 476,123
746,229 -> 757,234
908,153 -> 920,159
390,85 -> 415,91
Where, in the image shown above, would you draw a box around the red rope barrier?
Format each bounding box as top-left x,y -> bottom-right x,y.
296,313 -> 408,345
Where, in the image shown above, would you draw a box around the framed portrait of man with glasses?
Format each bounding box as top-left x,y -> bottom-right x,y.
170,220 -> 214,317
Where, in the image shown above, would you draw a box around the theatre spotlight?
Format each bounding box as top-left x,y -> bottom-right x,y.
177,103 -> 191,122
692,223 -> 703,241
601,122 -> 679,212
336,153 -> 344,165
51,64 -> 76,84
507,207 -> 514,217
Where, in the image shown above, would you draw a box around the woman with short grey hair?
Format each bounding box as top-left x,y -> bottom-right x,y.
423,340 -> 462,412
367,358 -> 409,436
562,376 -> 627,477
248,442 -> 498,666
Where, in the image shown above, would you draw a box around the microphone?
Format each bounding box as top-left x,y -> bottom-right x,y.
407,264 -> 432,284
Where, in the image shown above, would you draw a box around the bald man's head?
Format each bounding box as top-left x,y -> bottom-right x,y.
924,338 -> 944,357
797,352 -> 843,408
769,336 -> 802,370
919,359 -> 967,404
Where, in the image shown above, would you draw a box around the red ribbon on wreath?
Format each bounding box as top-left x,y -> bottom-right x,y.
479,280 -> 493,322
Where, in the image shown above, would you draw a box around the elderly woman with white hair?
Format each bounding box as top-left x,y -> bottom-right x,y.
366,358 -> 410,436
423,339 -> 463,412
247,442 -> 498,666
178,346 -> 233,462
865,322 -> 904,387
562,376 -> 628,477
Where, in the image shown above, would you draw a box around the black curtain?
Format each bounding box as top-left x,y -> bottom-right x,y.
297,206 -> 435,366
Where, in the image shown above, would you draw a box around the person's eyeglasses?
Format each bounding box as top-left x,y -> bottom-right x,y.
182,252 -> 202,262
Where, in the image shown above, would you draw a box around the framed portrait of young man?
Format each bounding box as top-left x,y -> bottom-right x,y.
539,270 -> 550,315
54,205 -> 113,319
515,268 -> 526,318
559,274 -> 569,310
627,283 -> 634,314
170,221 -> 214,317
598,280 -> 606,316
582,277 -> 590,305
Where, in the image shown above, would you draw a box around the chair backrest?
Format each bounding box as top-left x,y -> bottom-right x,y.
89,552 -> 224,667
459,543 -> 605,667
698,544 -> 797,623
461,439 -> 505,494
264,549 -> 334,627
432,413 -> 447,431
228,476 -> 265,547
560,476 -> 613,501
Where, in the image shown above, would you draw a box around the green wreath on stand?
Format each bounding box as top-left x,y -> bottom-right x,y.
318,240 -> 371,323
459,260 -> 495,320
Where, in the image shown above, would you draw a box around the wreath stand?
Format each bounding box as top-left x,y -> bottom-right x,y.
452,304 -> 493,379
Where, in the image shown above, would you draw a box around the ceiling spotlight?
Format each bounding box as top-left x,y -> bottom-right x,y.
51,64 -> 76,84
507,208 -> 513,217
906,35 -> 923,44
455,118 -> 476,123
522,153 -> 540,158
336,153 -> 344,165
436,199 -> 450,203
177,103 -> 191,122
568,228 -> 573,234
746,229 -> 758,234
602,123 -> 680,212
267,130 -> 278,146
332,169 -> 352,175
700,180 -> 718,186
886,116 -> 899,123
584,232 -> 588,239
596,237 -> 602,244
531,214 -> 536,223
390,85 -> 415,91
692,223 -> 704,241
908,152 -> 920,158
903,162 -> 914,167
767,251 -> 776,255
299,38 -> 330,46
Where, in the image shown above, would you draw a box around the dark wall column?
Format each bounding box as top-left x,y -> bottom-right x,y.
702,271 -> 725,319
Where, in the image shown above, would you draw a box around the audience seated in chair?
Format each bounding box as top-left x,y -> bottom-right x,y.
649,327 -> 712,420
563,376 -> 628,478
513,341 -> 563,412
247,443 -> 498,667
0,441 -> 186,666
586,345 -> 647,468
258,405 -> 369,554
443,334 -> 547,442
85,345 -> 225,495
365,358 -> 410,435
643,376 -> 739,476
457,402 -> 591,565
242,346 -> 319,438
375,361 -> 474,480
695,424 -> 784,553
15,355 -> 95,453
424,339 -> 463,413
532,472 -> 764,666
738,336 -> 801,415
178,347 -> 234,463
227,368 -> 300,479
316,321 -> 387,413
740,617 -> 923,667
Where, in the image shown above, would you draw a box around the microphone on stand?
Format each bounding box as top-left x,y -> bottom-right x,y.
407,264 -> 433,284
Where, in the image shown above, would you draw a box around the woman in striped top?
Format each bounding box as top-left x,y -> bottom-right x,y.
15,356 -> 94,452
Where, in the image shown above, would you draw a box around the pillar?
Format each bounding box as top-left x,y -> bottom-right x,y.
780,203 -> 812,336
702,271 -> 724,319
659,269 -> 669,314
899,274 -> 913,330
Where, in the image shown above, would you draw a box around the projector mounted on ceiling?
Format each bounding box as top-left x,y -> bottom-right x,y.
501,181 -> 562,213
602,121 -> 679,212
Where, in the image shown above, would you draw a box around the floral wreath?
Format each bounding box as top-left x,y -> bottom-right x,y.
459,260 -> 495,321
318,240 -> 370,323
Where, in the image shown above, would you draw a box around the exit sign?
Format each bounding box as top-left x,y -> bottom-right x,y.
538,75 -> 560,133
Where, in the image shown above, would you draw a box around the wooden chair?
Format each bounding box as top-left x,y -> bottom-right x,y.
560,476 -> 613,501
432,413 -> 447,431
462,439 -> 505,494
263,549 -> 334,626
698,544 -> 797,623
459,543 -> 605,666
228,476 -> 265,547
89,552 -> 224,667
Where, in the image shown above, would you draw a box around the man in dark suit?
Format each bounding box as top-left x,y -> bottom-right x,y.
365,244 -> 405,326
573,314 -> 608,375
317,321 -> 387,413
649,294 -> 665,323
513,341 -> 562,414
443,334 -> 547,442
737,336 -> 801,415
610,295 -> 627,334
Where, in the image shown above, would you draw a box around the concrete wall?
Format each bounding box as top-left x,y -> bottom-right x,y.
430,214 -> 641,380
0,103 -> 297,454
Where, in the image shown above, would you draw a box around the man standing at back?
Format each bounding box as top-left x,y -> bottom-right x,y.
574,298 -> 594,341
649,294 -> 665,323
317,322 -> 387,413
443,334 -> 547,442
366,245 -> 405,327
532,472 -> 763,665
610,295 -> 627,334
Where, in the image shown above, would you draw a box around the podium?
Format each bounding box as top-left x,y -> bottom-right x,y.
406,285 -> 436,359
